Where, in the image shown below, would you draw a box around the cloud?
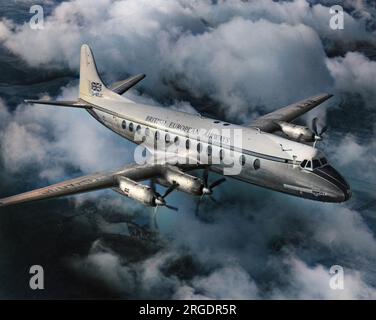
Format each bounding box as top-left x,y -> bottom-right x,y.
326,52 -> 376,108
274,257 -> 376,299
0,0 -> 374,121
174,265 -> 259,300
68,189 -> 376,299
70,239 -> 138,294
0,86 -> 132,180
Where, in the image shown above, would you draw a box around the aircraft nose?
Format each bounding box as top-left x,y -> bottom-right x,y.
314,165 -> 351,202
332,185 -> 352,202
344,188 -> 352,201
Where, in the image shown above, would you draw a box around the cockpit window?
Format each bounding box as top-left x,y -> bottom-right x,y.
320,157 -> 328,166
301,157 -> 328,170
312,159 -> 321,169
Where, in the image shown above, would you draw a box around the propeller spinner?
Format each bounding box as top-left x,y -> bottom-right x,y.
312,117 -> 328,147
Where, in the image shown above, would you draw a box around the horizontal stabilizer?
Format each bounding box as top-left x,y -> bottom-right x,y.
109,73 -> 145,95
24,99 -> 92,108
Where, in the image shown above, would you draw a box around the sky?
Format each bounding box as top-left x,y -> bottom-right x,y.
0,0 -> 375,299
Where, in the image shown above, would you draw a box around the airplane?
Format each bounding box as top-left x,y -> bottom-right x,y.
0,44 -> 351,210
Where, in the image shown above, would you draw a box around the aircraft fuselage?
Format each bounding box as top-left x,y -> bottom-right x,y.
83,95 -> 351,203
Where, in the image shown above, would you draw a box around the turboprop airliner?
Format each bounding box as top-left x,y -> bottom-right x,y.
0,44 -> 351,209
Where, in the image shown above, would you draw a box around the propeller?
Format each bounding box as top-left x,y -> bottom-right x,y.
311,117 -> 328,147
151,180 -> 179,211
201,168 -> 226,196
195,168 -> 226,216
149,180 -> 179,230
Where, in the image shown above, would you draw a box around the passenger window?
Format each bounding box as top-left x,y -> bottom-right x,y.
174,136 -> 179,145
312,159 -> 321,169
121,120 -> 126,130
165,133 -> 170,143
207,145 -> 212,156
240,155 -> 246,166
129,122 -> 134,132
145,127 -> 150,136
253,158 -> 260,170
136,125 -> 141,133
219,149 -> 225,161
197,143 -> 202,153
186,139 -> 190,150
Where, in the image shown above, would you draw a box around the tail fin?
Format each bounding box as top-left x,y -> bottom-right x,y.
79,44 -> 118,100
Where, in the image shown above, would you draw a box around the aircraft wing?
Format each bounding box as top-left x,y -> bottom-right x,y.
248,93 -> 333,133
0,163 -> 165,207
109,73 -> 145,95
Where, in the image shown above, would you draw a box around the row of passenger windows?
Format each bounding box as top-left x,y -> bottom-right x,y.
120,120 -> 262,168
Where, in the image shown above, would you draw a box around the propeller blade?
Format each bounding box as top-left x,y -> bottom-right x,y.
195,195 -> 204,217
320,125 -> 328,135
312,117 -> 318,135
165,204 -> 179,211
150,206 -> 159,230
163,183 -> 179,199
209,177 -> 226,189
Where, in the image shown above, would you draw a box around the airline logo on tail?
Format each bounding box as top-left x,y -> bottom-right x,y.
90,81 -> 102,97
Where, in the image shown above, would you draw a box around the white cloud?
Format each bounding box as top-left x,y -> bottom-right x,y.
280,258 -> 376,299
1,0 -> 373,120
0,85 -> 132,180
184,265 -> 259,300
327,52 -> 376,108
330,133 -> 376,183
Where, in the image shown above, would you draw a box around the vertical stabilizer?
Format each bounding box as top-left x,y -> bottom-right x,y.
79,44 -> 118,100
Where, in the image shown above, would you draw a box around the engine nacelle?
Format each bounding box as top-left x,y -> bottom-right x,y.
157,167 -> 203,196
117,176 -> 155,206
275,121 -> 315,142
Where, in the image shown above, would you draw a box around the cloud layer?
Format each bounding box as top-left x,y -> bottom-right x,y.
0,0 -> 375,121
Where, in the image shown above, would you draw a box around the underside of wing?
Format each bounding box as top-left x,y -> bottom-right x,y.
0,163 -> 162,207
0,172 -> 116,207
249,93 -> 333,133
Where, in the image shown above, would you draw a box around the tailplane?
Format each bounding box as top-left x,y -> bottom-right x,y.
25,44 -> 145,108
